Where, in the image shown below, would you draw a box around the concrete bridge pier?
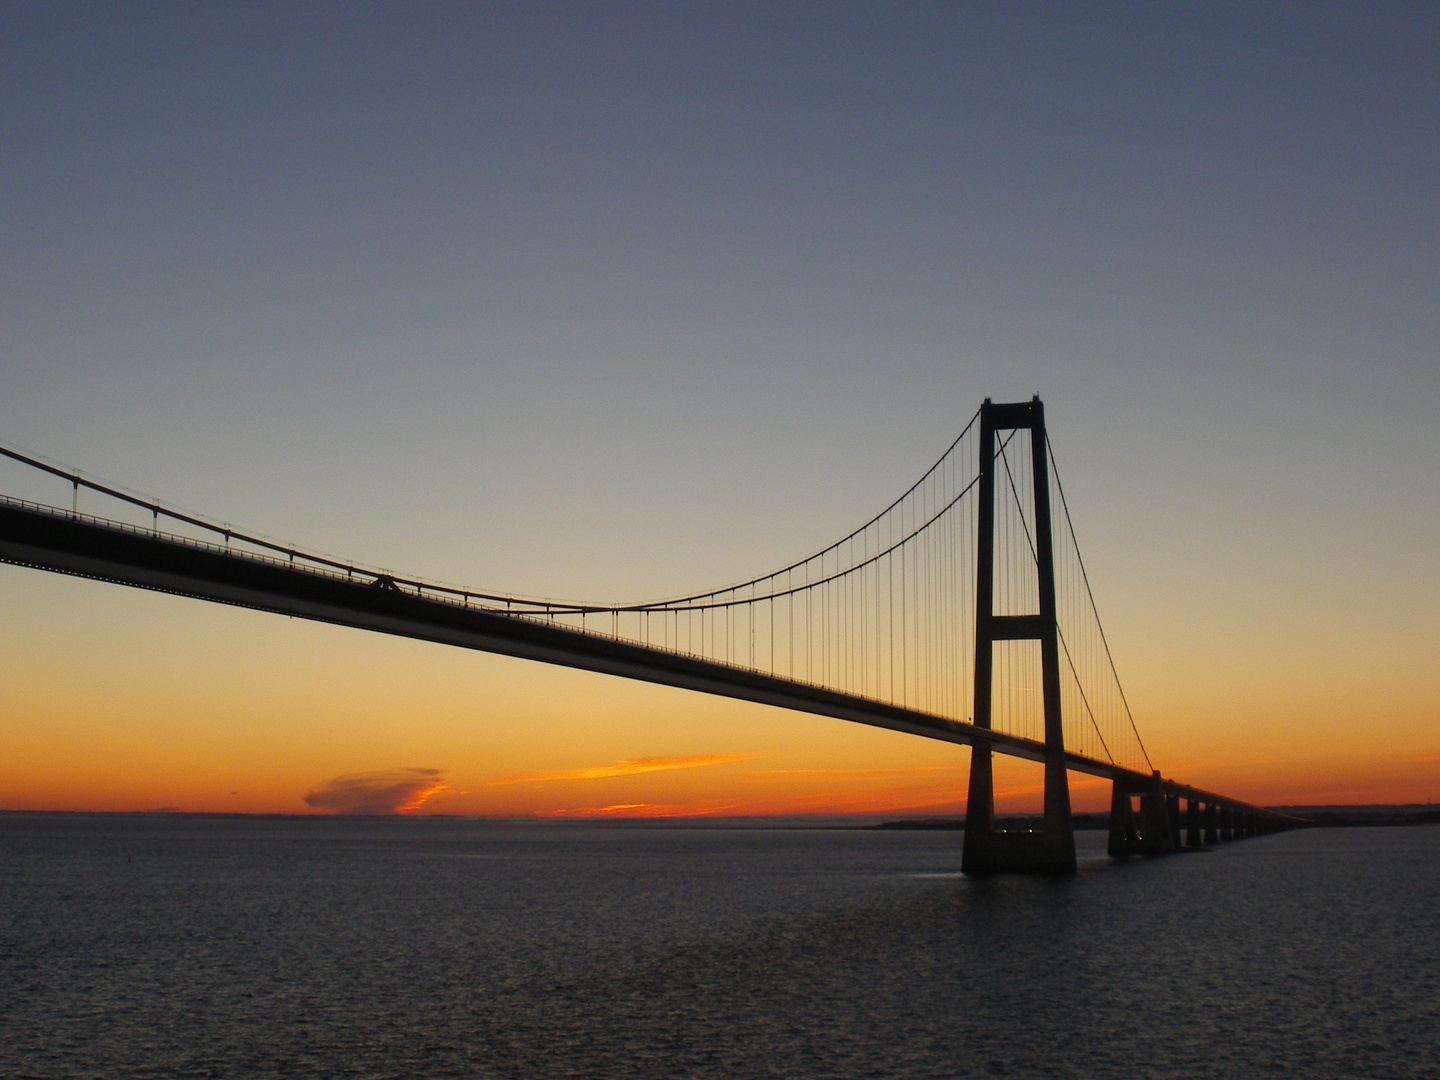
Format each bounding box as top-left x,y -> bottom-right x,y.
1220,806 -> 1234,842
1107,781 -> 1139,855
1107,771 -> 1174,858
1186,798 -> 1203,849
1166,794 -> 1184,851
1204,803 -> 1219,845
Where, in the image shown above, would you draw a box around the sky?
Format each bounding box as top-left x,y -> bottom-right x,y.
1,1 -> 1436,816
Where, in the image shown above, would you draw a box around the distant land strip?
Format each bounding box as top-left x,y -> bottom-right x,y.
878,806 -> 1440,831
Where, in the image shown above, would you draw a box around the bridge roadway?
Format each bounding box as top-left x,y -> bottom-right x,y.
0,497 -> 1299,831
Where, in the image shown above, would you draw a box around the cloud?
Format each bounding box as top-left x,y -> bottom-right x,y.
304,768 -> 448,814
537,800 -> 745,818
488,753 -> 760,786
752,766 -> 950,778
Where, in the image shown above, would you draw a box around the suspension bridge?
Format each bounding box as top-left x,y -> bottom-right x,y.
0,397 -> 1303,870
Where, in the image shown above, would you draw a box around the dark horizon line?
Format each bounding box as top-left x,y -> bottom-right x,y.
2,804 -> 1435,820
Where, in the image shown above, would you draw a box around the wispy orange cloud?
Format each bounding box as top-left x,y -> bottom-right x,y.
304,768 -> 449,814
752,766 -> 949,779
537,800 -> 746,818
488,753 -> 760,786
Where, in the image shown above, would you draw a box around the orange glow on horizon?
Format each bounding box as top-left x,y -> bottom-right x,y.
3,738 -> 1437,818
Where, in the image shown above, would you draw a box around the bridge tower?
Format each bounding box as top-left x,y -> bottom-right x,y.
961,397 -> 1078,873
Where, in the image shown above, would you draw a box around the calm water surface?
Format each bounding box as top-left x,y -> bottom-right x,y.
1,815 -> 1437,1078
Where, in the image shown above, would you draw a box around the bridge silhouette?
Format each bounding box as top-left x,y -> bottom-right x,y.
0,397 -> 1303,870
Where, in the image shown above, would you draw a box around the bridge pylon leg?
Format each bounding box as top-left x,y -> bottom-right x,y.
961,398 -> 1075,874
964,743 -> 1076,873
1204,803 -> 1219,845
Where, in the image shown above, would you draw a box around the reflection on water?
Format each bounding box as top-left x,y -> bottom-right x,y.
2,815 -> 1437,1078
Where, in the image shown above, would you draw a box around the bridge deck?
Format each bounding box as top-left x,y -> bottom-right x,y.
0,498 -> 1299,824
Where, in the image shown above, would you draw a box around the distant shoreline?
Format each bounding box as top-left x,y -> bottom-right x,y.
878,806 -> 1440,830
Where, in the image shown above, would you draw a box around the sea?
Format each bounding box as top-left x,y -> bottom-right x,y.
1,814 -> 1437,1079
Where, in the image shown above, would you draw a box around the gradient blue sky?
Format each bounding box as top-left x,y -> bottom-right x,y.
2,2 -> 1436,812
